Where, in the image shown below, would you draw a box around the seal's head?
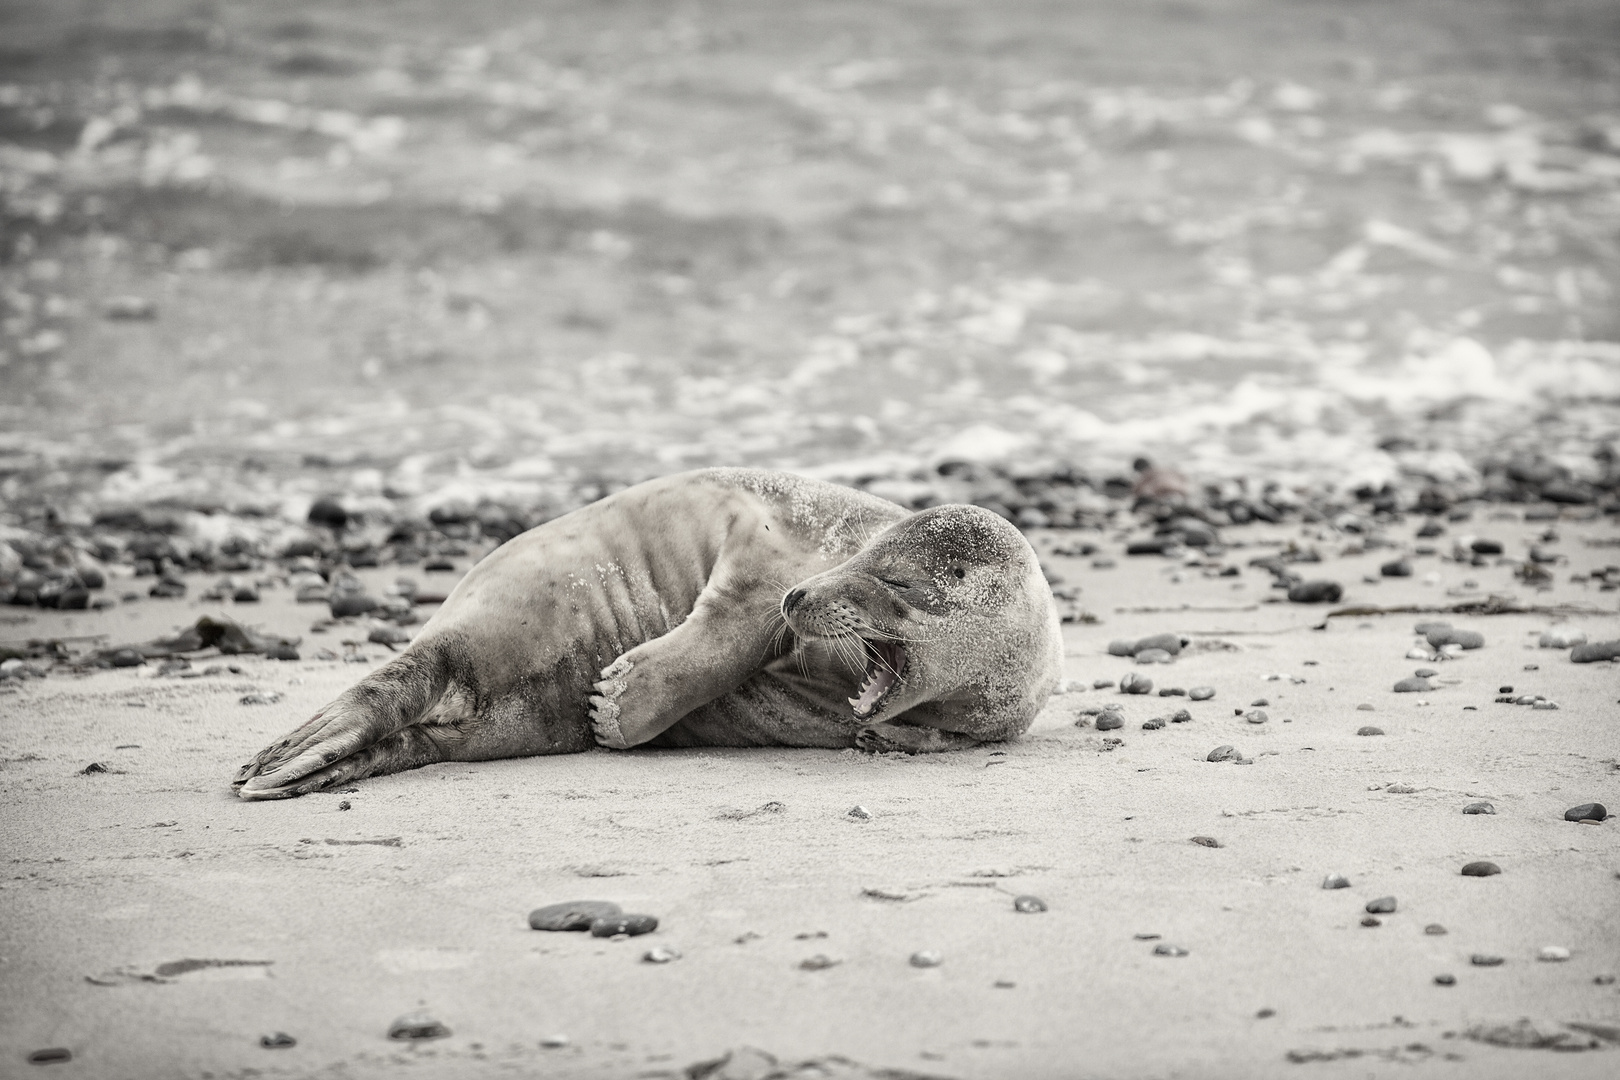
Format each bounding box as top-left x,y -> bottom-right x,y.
780,504 -> 1062,730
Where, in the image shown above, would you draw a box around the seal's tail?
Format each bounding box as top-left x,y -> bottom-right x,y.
233,649 -> 449,800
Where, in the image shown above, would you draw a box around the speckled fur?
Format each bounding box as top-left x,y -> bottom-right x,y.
233,468 -> 1061,799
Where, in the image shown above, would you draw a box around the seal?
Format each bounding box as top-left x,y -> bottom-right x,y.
234,468 -> 1063,799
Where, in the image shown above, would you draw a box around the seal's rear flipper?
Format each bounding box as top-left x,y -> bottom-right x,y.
234,651 -> 448,800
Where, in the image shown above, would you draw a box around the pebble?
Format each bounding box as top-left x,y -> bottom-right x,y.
1532,700 -> 1559,710
1470,954 -> 1505,967
1107,639 -> 1136,657
1386,784 -> 1416,794
1013,895 -> 1047,914
1405,647 -> 1434,661
1188,686 -> 1215,701
1425,627 -> 1484,650
1356,726 -> 1384,736
1497,685 -> 1513,693
368,625 -> 410,646
1158,687 -> 1186,697
799,954 -> 839,970
1417,520 -> 1445,538
1425,924 -> 1447,935
1380,559 -> 1413,577
239,692 -> 281,706
1463,801 -> 1495,815
1152,943 -> 1188,957
1365,896 -> 1396,914
1361,916 -> 1381,927
1434,974 -> 1456,986
1207,745 -> 1240,762
1564,803 -> 1606,822
1244,710 -> 1267,724
1413,620 -> 1450,636
1413,667 -> 1437,678
109,647 -> 145,667
1393,676 -> 1431,693
848,805 -> 872,820
1322,874 -> 1350,890
1134,648 -> 1173,664
388,1012 -> 451,1040
1095,712 -> 1124,731
1539,629 -> 1587,648
643,946 -> 681,963
1538,946 -> 1571,962
259,1032 -> 296,1049
1470,538 -> 1504,555
539,1035 -> 571,1048
1570,641 -> 1620,663
1141,717 -> 1164,730
909,950 -> 943,968
1133,632 -> 1184,655
529,900 -> 622,931
1120,673 -> 1153,695
590,914 -> 658,937
1356,703 -> 1375,711
307,498 -> 348,529
1092,679 -> 1115,689
330,594 -> 379,618
266,643 -> 300,661
1460,861 -> 1502,877
1287,580 -> 1342,603
1250,698 -> 1268,707
26,1048 -> 72,1064
1170,709 -> 1192,723
1190,835 -> 1221,848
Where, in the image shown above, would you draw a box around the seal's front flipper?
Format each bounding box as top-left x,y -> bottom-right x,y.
856,722 -> 982,755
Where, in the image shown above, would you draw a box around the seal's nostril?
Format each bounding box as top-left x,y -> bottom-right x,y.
782,588 -> 807,615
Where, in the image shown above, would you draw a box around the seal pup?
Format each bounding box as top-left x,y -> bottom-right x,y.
234,468 -> 1062,799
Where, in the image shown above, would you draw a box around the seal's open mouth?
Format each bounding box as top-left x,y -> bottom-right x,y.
849,641 -> 907,719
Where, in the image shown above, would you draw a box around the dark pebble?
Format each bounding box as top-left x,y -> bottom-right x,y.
1126,539 -> 1171,556
1365,896 -> 1396,914
1425,924 -> 1447,935
1425,627 -> 1484,650
1190,835 -> 1221,848
1013,895 -> 1047,913
799,954 -> 839,970
1460,861 -> 1501,877
1120,673 -> 1152,695
307,498 -> 348,529
266,643 -> 300,661
1322,874 -> 1350,890
1207,745 -> 1240,762
1158,687 -> 1186,697
1188,687 -> 1215,701
1393,677 -> 1431,693
1142,717 -> 1164,730
1250,698 -> 1268,707
1244,709 -> 1267,724
1434,974 -> 1456,986
1095,712 -> 1124,731
388,1012 -> 450,1040
1416,520 -> 1445,538
330,594 -> 379,618
1171,709 -> 1192,723
424,558 -> 457,572
1356,726 -> 1384,736
529,900 -> 623,931
232,585 -> 260,602
1565,803 -> 1607,823
1463,801 -> 1495,815
1287,580 -> 1342,603
148,578 -> 186,598
1152,943 -> 1188,956
1413,668 -> 1437,678
109,647 -> 145,668
1107,639 -> 1136,657
1498,685 -> 1513,693
1470,954 -> 1505,967
1361,916 -> 1381,927
260,1032 -> 296,1049
590,914 -> 658,937
1380,559 -> 1413,577
1570,641 -> 1620,663
1092,679 -> 1114,689
1470,539 -> 1504,555
27,1048 -> 71,1064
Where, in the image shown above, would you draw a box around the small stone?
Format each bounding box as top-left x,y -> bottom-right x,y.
1380,559 -> 1413,577
1152,943 -> 1188,957
1141,717 -> 1164,730
260,1032 -> 296,1049
1256,1008 -> 1275,1019
1470,954 -> 1504,967
26,1048 -> 71,1065
590,914 -> 658,937
1413,667 -> 1437,678
1159,687 -> 1186,697
642,946 -> 681,963
1322,874 -> 1350,890
1393,677 -> 1431,693
1564,803 -> 1606,822
909,950 -> 943,968
1425,924 -> 1447,935
848,805 -> 872,820
1092,679 -> 1115,689
1406,647 -> 1434,660
1207,745 -> 1240,762
1170,709 -> 1192,723
388,1012 -> 450,1040
1425,627 -> 1484,650
1133,632 -> 1184,655
1244,710 -> 1267,724
799,954 -> 839,970
539,1035 -> 570,1048
1013,895 -> 1047,913
1356,703 -> 1375,711
307,498 -> 348,529
1595,975 -> 1616,986
1570,641 -> 1620,663
1434,974 -> 1456,986
1386,784 -> 1416,794
1188,686 -> 1215,701
1356,726 -> 1384,736
266,643 -> 300,661
1365,896 -> 1396,914
1462,801 -> 1495,815
1361,916 -> 1381,927
330,594 -> 379,618
1460,861 -> 1501,877
1108,639 -> 1136,657
529,900 -> 622,931
1095,711 -> 1124,731
1532,700 -> 1559,711
1287,580 -> 1342,603
238,692 -> 281,706
1539,629 -> 1587,649
1190,835 -> 1221,848
993,979 -> 1016,989
1497,685 -> 1513,693
1120,672 -> 1153,694
109,647 -> 145,668
1470,538 -> 1504,555
1134,648 -> 1172,664
1538,946 -> 1571,962
1250,698 -> 1269,707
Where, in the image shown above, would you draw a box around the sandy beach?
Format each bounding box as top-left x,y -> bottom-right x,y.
2,508 -> 1616,1079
